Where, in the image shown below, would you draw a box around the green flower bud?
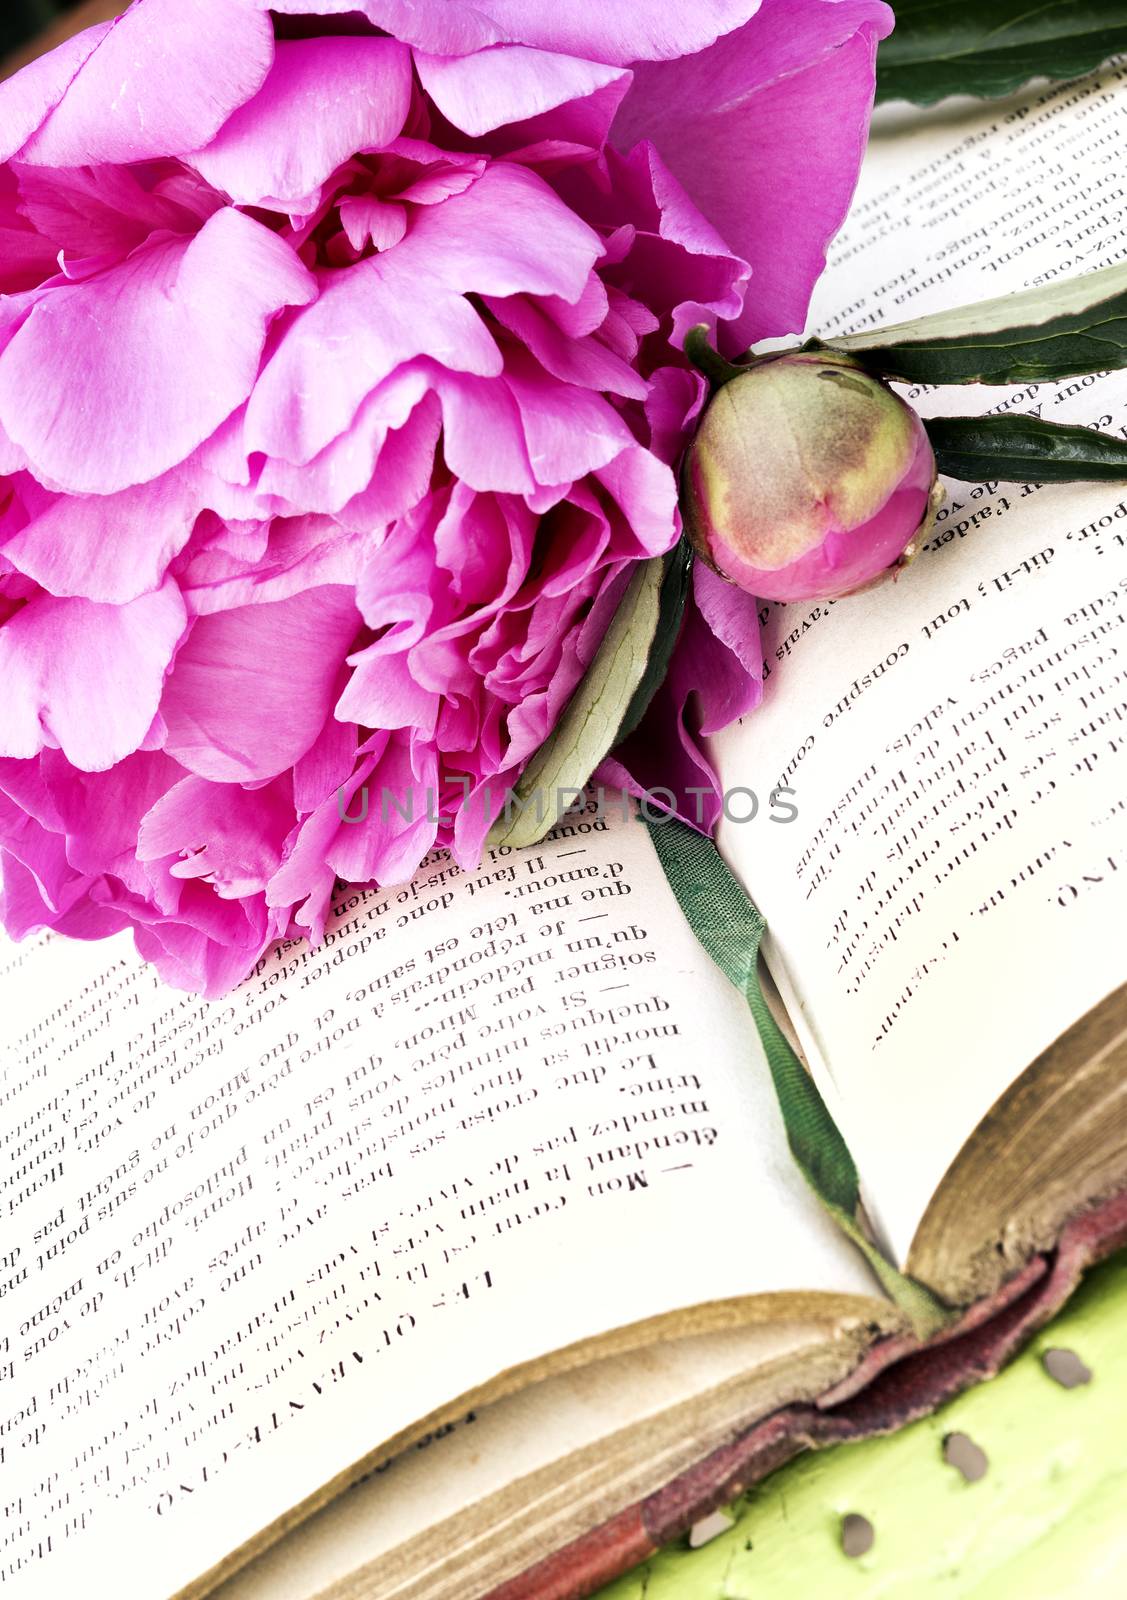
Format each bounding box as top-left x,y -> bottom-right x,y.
682,349 -> 940,603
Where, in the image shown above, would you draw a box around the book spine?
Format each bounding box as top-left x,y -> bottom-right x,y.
478,1185 -> 1127,1600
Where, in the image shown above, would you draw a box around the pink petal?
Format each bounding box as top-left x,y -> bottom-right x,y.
0,581 -> 186,771
477,0 -> 763,63
188,38 -> 412,208
255,365 -> 432,512
3,470 -> 198,603
292,685 -> 358,814
339,650 -> 438,733
13,162 -> 220,263
40,748 -> 183,880
506,350 -> 634,485
415,46 -> 630,138
247,165 -> 600,466
179,515 -> 363,615
613,0 -> 892,347
0,848 -> 81,938
267,749 -> 380,938
326,732 -> 438,886
131,911 -> 274,999
406,162 -> 603,303
160,586 -> 360,782
340,196 -> 408,253
691,564 -> 764,733
137,774 -> 293,897
14,0 -> 275,167
269,0 -> 502,53
486,294 -> 648,401
0,22 -> 113,163
277,0 -> 762,62
595,446 -> 680,556
435,369 -> 535,495
340,393 -> 443,529
0,208 -> 315,494
244,256 -> 499,466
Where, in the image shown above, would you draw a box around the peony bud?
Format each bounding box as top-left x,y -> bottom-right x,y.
682,349 -> 940,603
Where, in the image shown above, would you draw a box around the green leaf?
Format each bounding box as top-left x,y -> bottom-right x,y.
927,413 -> 1127,482
645,814 -> 952,1335
486,556 -> 666,850
614,538 -> 693,747
875,0 -> 1127,107
815,261 -> 1127,385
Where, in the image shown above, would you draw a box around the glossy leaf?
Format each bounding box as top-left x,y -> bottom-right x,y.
487,556 -> 665,850
927,413 -> 1127,482
815,262 -> 1127,385
876,0 -> 1127,107
614,538 -> 693,747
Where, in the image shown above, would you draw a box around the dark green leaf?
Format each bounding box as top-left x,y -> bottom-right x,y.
815,261 -> 1127,384
927,413 -> 1127,482
645,814 -> 952,1334
613,538 -> 693,747
486,556 -> 666,850
876,0 -> 1127,106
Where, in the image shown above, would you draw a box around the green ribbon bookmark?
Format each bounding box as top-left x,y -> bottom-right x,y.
646,815 -> 952,1338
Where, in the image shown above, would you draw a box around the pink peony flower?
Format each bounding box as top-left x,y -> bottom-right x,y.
0,0 -> 892,995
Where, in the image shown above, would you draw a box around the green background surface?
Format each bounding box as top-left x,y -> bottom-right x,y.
597,1252 -> 1127,1599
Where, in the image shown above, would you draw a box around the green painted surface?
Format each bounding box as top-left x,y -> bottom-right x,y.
597,1252 -> 1127,1599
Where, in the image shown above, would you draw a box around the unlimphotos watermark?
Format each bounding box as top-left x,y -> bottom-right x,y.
336,783 -> 799,829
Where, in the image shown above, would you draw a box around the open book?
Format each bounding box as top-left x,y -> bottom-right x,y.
5,60 -> 1127,1600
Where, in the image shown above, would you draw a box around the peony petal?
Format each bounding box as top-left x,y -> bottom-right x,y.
160,586 -> 361,782
39,748 -> 183,880
486,294 -> 648,401
691,564 -> 764,734
0,22 -> 113,163
246,165 -> 600,465
255,365 -> 431,513
131,910 -> 275,999
476,0 -> 763,63
3,470 -> 199,603
14,0 -> 275,167
292,682 -> 358,814
326,732 -> 438,887
188,38 -> 412,208
244,256 -> 499,467
339,650 -> 438,733
0,208 -> 315,494
137,773 -> 293,897
613,0 -> 892,347
12,162 -> 220,263
269,0 -> 502,53
405,162 -> 603,303
179,516 -> 363,615
415,46 -> 630,138
0,580 -> 186,771
505,349 -> 634,485
15,0 -> 276,167
276,0 -> 763,62
340,393 -> 443,530
340,196 -> 407,253
267,750 -> 380,940
594,446 -> 680,556
435,369 -> 535,495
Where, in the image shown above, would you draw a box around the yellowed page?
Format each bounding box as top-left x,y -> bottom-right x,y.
0,805 -> 874,1600
210,1317 -> 841,1600
715,66 -> 1127,1266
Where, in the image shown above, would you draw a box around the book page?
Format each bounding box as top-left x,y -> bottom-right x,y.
212,1317 -> 843,1600
0,804 -> 877,1600
714,63 -> 1127,1266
